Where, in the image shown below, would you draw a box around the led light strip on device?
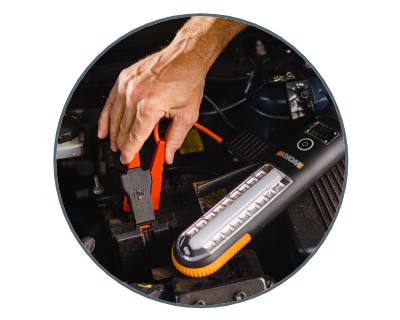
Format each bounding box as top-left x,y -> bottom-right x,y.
172,164 -> 294,277
182,165 -> 292,257
172,110 -> 345,278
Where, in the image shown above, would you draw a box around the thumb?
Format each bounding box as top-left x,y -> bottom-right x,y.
164,116 -> 196,164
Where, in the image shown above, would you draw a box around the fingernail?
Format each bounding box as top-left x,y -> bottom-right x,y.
120,155 -> 126,164
110,143 -> 117,152
97,129 -> 102,138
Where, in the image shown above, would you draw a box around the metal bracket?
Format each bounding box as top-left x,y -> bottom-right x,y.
272,71 -> 295,83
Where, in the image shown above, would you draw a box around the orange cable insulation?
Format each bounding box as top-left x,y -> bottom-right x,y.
153,120 -> 223,144
154,121 -> 160,143
193,123 -> 223,144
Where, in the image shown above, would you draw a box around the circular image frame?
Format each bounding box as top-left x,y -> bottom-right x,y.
54,13 -> 348,308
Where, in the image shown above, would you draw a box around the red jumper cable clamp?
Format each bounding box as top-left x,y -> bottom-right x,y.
120,119 -> 224,228
122,119 -> 165,214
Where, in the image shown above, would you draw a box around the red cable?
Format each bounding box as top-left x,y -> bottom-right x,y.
154,119 -> 223,144
193,123 -> 223,143
154,121 -> 160,143
154,116 -> 170,143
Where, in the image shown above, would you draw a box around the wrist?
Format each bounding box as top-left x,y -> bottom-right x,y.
152,39 -> 210,81
148,17 -> 247,81
167,17 -> 248,73
171,27 -> 221,72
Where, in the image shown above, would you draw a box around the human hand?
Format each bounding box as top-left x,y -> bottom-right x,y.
97,46 -> 207,165
97,17 -> 247,165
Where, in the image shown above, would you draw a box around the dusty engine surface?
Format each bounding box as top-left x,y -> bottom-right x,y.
56,18 -> 345,305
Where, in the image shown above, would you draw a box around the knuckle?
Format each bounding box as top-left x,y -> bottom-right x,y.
126,82 -> 139,99
137,103 -> 160,121
118,70 -> 129,87
127,91 -> 140,105
128,129 -> 141,145
136,104 -> 149,118
110,110 -> 122,124
119,122 -> 130,134
119,69 -> 127,80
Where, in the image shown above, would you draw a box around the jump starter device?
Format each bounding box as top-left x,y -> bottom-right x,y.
172,105 -> 345,277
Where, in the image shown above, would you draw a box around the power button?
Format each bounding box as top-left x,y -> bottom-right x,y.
297,138 -> 314,151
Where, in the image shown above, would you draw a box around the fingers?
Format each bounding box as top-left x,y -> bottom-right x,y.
108,81 -> 127,152
120,104 -> 163,165
116,82 -> 139,151
98,80 -> 118,139
164,110 -> 198,164
116,105 -> 137,151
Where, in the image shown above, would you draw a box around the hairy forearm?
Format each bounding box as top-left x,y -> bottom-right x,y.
175,17 -> 248,67
156,17 -> 248,77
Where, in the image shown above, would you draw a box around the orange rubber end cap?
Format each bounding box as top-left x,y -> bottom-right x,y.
171,233 -> 251,278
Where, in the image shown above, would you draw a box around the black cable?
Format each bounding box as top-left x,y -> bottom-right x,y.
203,94 -> 237,130
199,81 -> 270,116
244,102 -> 290,121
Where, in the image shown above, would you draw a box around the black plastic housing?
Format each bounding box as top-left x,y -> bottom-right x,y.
173,114 -> 345,269
222,127 -> 276,164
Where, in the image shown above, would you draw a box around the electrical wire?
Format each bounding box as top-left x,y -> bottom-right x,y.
199,80 -> 270,116
154,117 -> 223,144
244,103 -> 290,121
154,120 -> 161,143
153,116 -> 171,143
203,94 -> 237,130
193,123 -> 223,143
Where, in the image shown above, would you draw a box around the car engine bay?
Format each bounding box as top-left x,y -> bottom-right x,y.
56,18 -> 345,305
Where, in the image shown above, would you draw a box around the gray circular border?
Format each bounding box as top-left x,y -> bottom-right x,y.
53,13 -> 348,308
